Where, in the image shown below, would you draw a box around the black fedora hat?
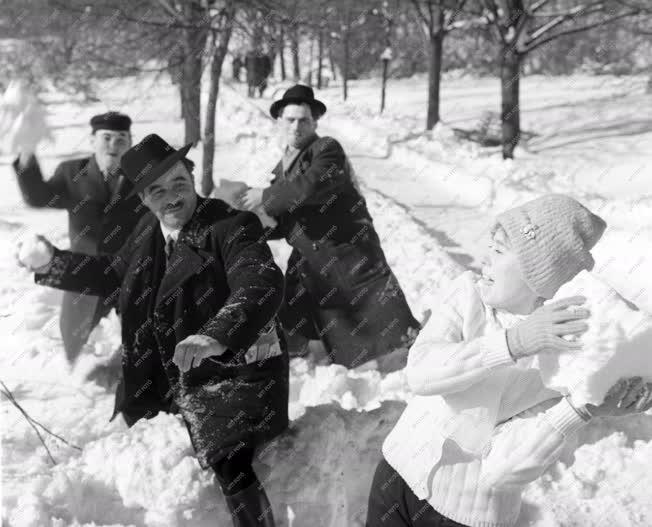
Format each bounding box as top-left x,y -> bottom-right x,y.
269,84 -> 327,119
122,134 -> 192,198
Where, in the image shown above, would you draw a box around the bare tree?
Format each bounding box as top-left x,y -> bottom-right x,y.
410,0 -> 469,130
479,0 -> 642,158
203,2 -> 236,196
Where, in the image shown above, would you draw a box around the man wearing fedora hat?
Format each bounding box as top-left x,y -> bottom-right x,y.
241,85 -> 420,369
11,111 -> 146,364
18,133 -> 288,527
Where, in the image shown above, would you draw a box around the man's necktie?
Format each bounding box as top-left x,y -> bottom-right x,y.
104,172 -> 121,198
164,236 -> 175,268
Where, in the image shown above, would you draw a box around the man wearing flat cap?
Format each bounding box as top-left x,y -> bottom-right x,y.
12,111 -> 146,363
241,84 -> 420,369
17,133 -> 288,526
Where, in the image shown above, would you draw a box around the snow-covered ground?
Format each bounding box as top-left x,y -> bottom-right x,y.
1,73 -> 651,526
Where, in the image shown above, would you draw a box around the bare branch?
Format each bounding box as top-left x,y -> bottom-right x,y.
529,0 -> 553,13
444,0 -> 469,31
410,0 -> 431,26
525,9 -> 640,52
154,0 -> 184,23
481,0 -> 512,42
527,3 -> 594,41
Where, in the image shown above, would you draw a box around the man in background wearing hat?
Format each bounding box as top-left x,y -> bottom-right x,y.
12,111 -> 146,363
240,84 -> 420,369
17,133 -> 288,526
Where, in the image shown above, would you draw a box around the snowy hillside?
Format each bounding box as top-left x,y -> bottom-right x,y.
1,73 -> 651,527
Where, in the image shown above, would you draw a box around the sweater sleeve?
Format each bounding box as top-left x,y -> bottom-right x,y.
479,397 -> 587,489
406,272 -> 515,396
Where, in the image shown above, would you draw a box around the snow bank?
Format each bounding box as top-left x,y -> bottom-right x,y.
522,433 -> 652,527
535,270 -> 652,405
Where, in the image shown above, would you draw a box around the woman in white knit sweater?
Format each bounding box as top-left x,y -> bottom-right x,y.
366,194 -> 652,527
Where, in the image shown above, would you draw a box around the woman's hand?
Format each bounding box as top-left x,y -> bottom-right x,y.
580,377 -> 652,418
506,296 -> 590,360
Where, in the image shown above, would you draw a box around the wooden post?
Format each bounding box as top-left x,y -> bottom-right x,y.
380,47 -> 392,114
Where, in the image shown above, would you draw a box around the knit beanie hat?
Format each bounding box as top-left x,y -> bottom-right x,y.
494,194 -> 607,299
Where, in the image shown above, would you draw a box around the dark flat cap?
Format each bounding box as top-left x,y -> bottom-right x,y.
90,111 -> 132,133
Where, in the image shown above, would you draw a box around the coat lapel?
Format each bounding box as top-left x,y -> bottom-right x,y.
271,160 -> 283,180
85,156 -> 110,203
155,241 -> 207,307
154,198 -> 216,308
277,134 -> 319,179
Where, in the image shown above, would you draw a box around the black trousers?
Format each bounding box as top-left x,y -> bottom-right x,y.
366,458 -> 469,527
211,446 -> 257,496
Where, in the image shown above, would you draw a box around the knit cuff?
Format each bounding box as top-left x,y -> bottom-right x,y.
543,398 -> 587,438
482,330 -> 516,368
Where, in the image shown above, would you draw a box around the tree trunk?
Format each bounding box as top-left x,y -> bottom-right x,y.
307,38 -> 314,86
267,23 -> 278,78
202,13 -> 234,196
317,28 -> 323,89
291,26 -> 300,80
181,1 -> 208,146
279,26 -> 286,81
328,40 -> 337,81
425,30 -> 444,130
178,84 -> 185,119
342,3 -> 353,101
500,46 -> 521,159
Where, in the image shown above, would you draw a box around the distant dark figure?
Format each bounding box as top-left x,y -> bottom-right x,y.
232,54 -> 243,82
246,52 -> 272,98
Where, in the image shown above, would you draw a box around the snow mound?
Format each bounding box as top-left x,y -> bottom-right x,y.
534,270 -> 652,405
288,359 -> 410,419
522,433 -> 652,527
7,403 -> 404,527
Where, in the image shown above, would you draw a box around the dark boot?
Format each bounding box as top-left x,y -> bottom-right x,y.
224,480 -> 275,527
284,331 -> 310,358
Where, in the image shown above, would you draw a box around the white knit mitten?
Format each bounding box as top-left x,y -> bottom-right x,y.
506,296 -> 589,359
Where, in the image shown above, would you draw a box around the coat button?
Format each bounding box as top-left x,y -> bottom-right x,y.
312,242 -> 318,251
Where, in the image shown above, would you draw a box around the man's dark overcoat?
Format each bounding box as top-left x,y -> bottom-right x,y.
261,135 -> 420,368
14,155 -> 146,360
35,197 -> 288,468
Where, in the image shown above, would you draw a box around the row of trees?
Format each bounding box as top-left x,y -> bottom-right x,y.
1,0 -> 650,192
263,0 -> 650,157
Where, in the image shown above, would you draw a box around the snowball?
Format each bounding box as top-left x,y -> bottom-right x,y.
18,234 -> 52,269
533,270 -> 652,405
0,80 -> 52,155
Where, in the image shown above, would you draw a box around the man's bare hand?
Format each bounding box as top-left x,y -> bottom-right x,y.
173,334 -> 227,372
242,187 -> 264,211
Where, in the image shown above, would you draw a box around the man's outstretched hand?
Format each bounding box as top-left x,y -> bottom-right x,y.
173,334 -> 227,372
241,187 -> 264,211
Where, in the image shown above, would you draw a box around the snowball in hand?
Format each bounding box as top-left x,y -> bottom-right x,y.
532,270 -> 652,406
0,80 -> 52,155
18,235 -> 52,269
